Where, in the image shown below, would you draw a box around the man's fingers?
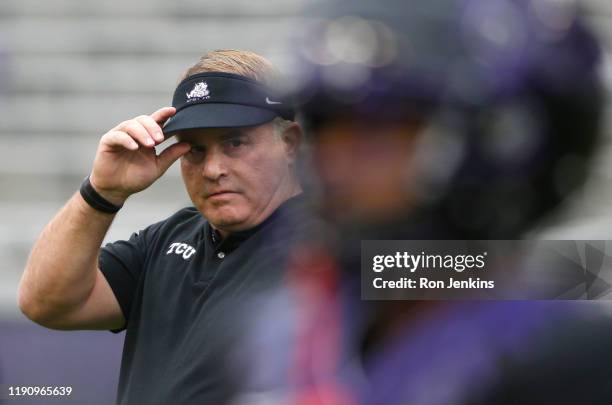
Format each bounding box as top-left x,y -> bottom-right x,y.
150,107 -> 176,126
107,108 -> 174,144
156,142 -> 191,175
116,121 -> 155,147
136,115 -> 165,144
103,131 -> 139,151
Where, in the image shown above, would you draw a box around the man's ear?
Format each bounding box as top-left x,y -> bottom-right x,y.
281,122 -> 302,163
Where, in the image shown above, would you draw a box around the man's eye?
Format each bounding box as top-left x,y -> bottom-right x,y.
227,139 -> 244,148
188,146 -> 203,154
185,145 -> 205,163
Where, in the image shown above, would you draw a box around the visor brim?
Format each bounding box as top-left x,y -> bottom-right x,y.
163,103 -> 278,136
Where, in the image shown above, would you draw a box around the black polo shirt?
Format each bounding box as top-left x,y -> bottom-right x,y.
99,195 -> 308,404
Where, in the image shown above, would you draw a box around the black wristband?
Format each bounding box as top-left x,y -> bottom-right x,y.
79,176 -> 123,214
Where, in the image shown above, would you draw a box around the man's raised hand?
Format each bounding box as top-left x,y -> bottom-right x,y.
89,107 -> 191,205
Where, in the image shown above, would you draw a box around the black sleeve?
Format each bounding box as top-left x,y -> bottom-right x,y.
99,230 -> 148,330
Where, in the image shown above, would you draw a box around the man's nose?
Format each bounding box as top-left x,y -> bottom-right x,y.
201,148 -> 227,181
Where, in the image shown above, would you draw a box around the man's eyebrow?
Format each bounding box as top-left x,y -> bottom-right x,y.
218,129 -> 247,140
176,136 -> 204,147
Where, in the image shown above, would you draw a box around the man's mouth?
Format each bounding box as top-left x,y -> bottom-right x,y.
206,190 -> 237,198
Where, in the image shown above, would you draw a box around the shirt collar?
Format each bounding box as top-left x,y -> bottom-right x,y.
205,193 -> 306,253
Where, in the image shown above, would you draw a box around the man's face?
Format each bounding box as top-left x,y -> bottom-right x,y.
311,118 -> 422,225
178,121 -> 300,234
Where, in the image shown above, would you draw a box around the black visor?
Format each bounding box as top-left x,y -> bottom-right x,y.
163,72 -> 295,135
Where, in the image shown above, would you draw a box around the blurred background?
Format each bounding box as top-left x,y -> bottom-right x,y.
0,0 -> 611,403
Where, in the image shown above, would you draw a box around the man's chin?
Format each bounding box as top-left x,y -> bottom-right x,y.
199,202 -> 259,230
204,211 -> 248,232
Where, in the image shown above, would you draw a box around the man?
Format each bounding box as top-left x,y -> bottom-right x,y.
18,49 -> 304,404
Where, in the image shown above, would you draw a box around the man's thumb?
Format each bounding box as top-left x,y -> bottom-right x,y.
157,142 -> 191,175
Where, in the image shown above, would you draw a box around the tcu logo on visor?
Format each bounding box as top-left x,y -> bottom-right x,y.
166,242 -> 197,260
186,81 -> 210,101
